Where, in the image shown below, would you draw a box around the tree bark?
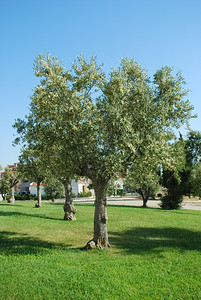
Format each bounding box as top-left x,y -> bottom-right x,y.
8,179 -> 18,203
8,186 -> 15,203
63,181 -> 76,221
35,181 -> 42,207
85,178 -> 110,249
139,189 -> 149,208
142,196 -> 148,208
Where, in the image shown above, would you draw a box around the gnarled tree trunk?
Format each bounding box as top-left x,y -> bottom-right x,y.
85,178 -> 110,249
63,181 -> 76,221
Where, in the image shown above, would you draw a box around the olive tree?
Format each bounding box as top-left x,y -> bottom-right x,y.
14,54 -> 194,248
78,60 -> 193,248
0,167 -> 18,203
17,148 -> 47,207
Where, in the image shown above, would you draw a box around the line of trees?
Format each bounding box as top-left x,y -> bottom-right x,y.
12,53 -> 195,249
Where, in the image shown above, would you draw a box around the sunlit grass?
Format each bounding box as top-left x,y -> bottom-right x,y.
0,201 -> 201,299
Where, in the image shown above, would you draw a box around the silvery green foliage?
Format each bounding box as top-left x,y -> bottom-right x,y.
14,54 -> 194,182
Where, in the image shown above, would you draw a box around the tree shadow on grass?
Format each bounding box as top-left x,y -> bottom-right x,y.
47,202 -> 64,206
108,204 -> 160,210
108,205 -> 201,217
0,231 -> 73,256
0,203 -> 25,207
109,227 -> 201,255
0,210 -> 63,221
0,203 -> 94,221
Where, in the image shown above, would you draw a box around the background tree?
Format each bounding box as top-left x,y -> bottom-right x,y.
126,165 -> 160,208
0,169 -> 10,201
17,149 -> 47,207
190,162 -> 201,198
0,167 -> 18,203
175,130 -> 201,198
186,130 -> 201,165
160,139 -> 186,209
161,171 -> 183,209
43,177 -> 64,202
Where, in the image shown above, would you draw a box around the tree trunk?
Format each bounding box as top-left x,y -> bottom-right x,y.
8,186 -> 15,203
85,178 -> 110,249
63,181 -> 76,221
142,196 -> 148,208
35,182 -> 42,208
139,189 -> 149,208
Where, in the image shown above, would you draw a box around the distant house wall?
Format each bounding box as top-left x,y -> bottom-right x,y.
71,178 -> 93,196
19,181 -> 30,194
114,178 -> 124,189
71,180 -> 80,195
29,183 -> 46,196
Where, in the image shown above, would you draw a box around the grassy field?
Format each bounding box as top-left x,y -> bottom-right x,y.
0,201 -> 201,300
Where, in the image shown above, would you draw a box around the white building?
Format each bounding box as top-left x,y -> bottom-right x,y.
29,182 -> 46,196
19,178 -> 94,197
71,178 -> 94,196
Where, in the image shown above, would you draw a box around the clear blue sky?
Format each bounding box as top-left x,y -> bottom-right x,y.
0,0 -> 201,168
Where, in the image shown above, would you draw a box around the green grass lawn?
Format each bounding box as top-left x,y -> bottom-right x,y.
0,201 -> 201,300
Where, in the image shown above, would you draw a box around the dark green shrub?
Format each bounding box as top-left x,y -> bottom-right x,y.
78,191 -> 92,198
6,194 -> 11,201
160,173 -> 183,209
29,194 -> 37,200
14,193 -> 29,200
41,194 -> 50,200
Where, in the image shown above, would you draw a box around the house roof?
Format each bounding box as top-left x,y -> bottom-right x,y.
30,182 -> 46,186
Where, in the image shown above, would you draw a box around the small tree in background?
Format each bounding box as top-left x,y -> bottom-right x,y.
161,171 -> 183,209
17,149 -> 47,207
127,169 -> 160,208
185,130 -> 201,165
0,167 -> 18,203
160,140 -> 186,209
0,169 -> 10,201
44,178 -> 64,202
125,144 -> 163,208
178,130 -> 201,197
190,163 -> 201,198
